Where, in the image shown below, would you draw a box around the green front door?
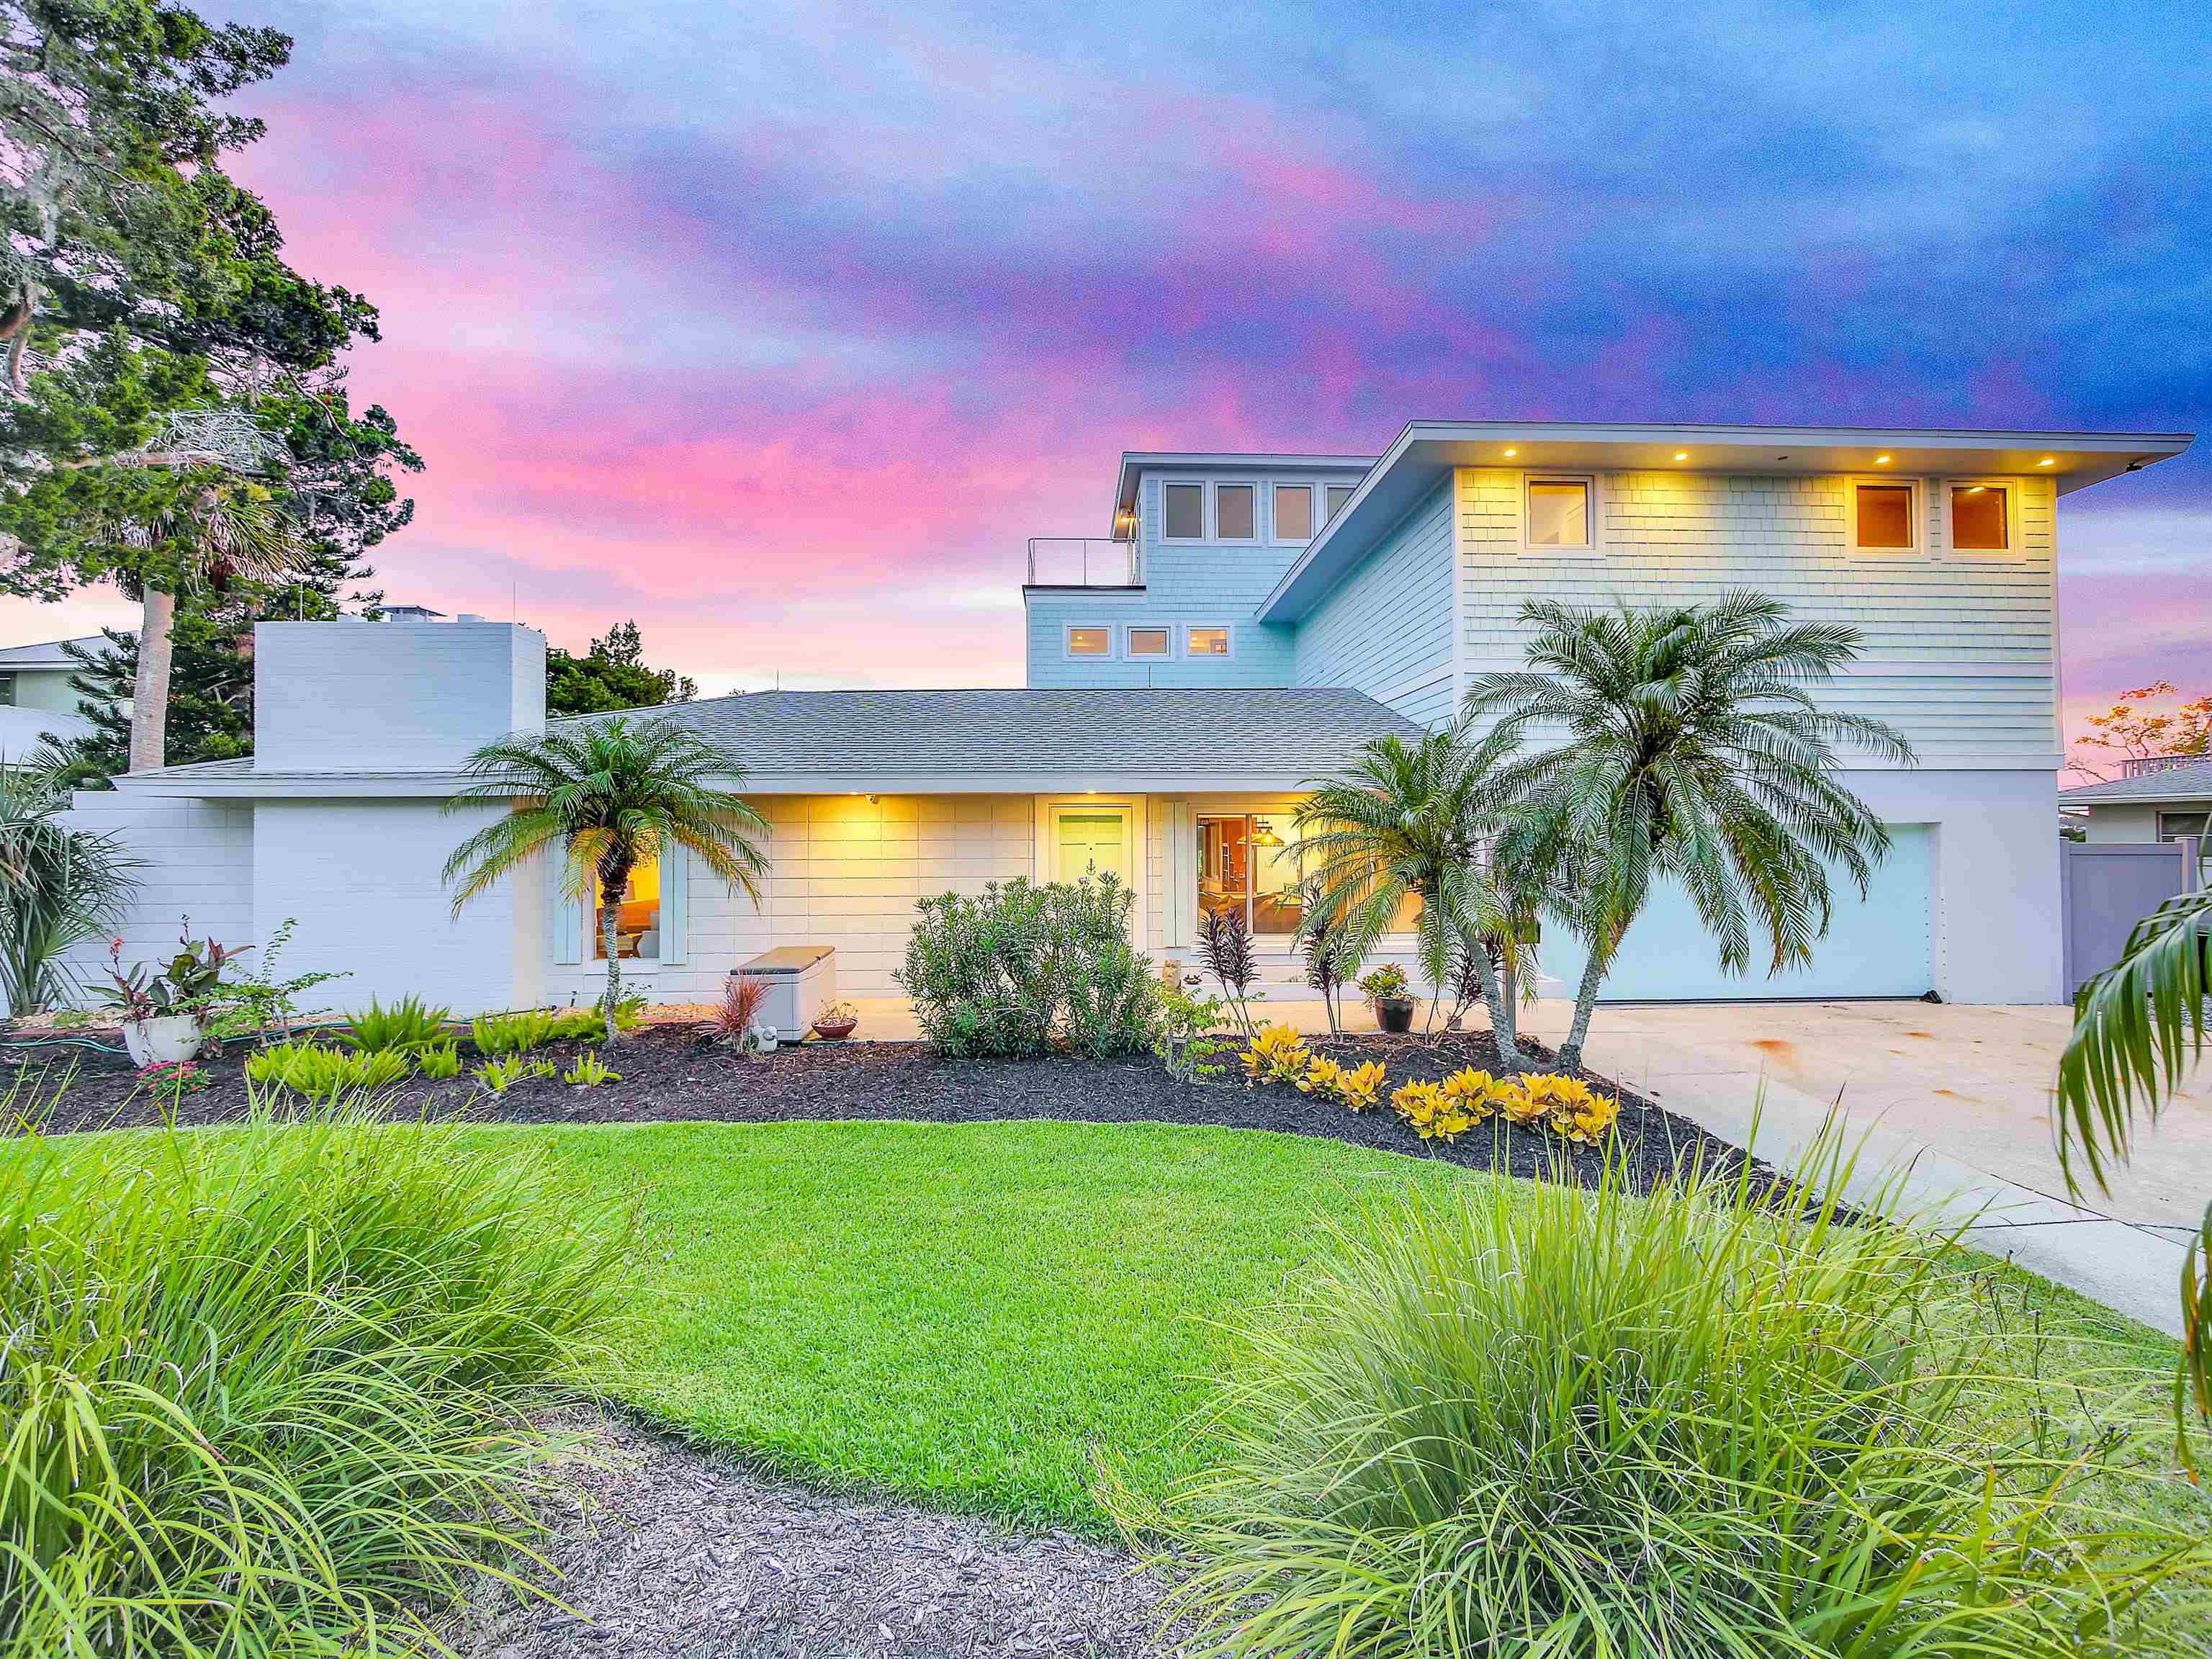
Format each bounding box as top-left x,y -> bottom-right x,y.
1056,811 -> 1127,883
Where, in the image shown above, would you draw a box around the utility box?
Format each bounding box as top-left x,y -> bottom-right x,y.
737,947 -> 836,1039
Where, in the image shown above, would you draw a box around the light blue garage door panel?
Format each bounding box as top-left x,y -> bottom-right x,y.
1540,825 -> 1933,1001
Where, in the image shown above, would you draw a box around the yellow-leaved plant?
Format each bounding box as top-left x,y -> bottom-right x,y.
1300,1056 -> 1387,1113
1241,1025 -> 1313,1087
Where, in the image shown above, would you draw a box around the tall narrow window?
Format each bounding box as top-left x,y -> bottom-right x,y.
1526,477 -> 1592,548
1326,483 -> 1356,522
1163,482 -> 1204,539
594,852 -> 661,961
1273,483 -> 1314,541
1215,483 -> 1256,540
1186,626 -> 1231,657
0,674 -> 14,707
1854,483 -> 1914,550
1066,625 -> 1111,656
1949,483 -> 2008,551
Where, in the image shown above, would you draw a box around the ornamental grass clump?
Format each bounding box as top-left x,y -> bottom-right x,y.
1139,1142 -> 2212,1658
0,1094 -> 628,1656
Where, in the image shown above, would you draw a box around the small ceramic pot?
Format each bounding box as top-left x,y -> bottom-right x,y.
124,1013 -> 204,1067
811,1017 -> 858,1041
1371,997 -> 1416,1035
751,1024 -> 779,1054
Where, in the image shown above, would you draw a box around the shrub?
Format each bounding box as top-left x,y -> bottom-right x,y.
1357,963 -> 1410,1002
549,1006 -> 606,1043
336,993 -> 452,1052
417,1038 -> 463,1079
698,975 -> 770,1051
1387,1077 -> 1471,1140
472,1054 -> 545,1094
562,1050 -> 619,1087
1297,1056 -> 1386,1113
1240,1024 -> 1312,1087
898,873 -> 1156,1058
1139,1151 -> 2212,1658
1521,1071 -> 1618,1143
1154,982 -> 1233,1083
471,1008 -> 562,1056
0,1103 -> 626,1655
244,1040 -> 410,1099
1197,903 -> 1262,1039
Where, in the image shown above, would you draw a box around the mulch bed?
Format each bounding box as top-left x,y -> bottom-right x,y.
8,1020 -> 1755,1192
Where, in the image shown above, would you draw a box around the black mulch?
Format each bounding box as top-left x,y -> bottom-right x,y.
7,1021 -> 1761,1192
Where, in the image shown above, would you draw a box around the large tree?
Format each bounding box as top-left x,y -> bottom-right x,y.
1465,593 -> 1914,1071
0,1 -> 415,772
546,620 -> 699,716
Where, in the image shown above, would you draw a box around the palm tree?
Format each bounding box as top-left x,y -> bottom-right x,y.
1290,725 -> 1527,1065
442,714 -> 770,1042
95,466 -> 307,771
2054,889 -> 2212,1445
1465,591 -> 1914,1072
0,752 -> 140,1015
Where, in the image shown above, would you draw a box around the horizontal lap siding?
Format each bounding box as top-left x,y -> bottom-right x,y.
1292,480 -> 1454,727
1457,469 -> 2061,768
55,794 -> 253,995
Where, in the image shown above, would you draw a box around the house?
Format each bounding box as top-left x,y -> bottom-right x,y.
0,634 -> 111,754
58,420 -> 2193,1014
2062,757 -> 2212,884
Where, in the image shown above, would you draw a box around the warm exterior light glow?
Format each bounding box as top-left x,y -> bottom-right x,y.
2038,457 -> 2055,466
1673,451 -> 1689,460
1503,447 -> 1517,457
1965,484 -> 1986,493
1874,454 -> 1892,464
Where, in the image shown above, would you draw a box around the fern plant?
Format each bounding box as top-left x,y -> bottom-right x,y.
336,995 -> 451,1053
416,1039 -> 463,1080
560,1051 -> 619,1087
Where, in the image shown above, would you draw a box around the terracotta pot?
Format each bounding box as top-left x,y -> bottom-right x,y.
124,1014 -> 203,1066
811,1017 -> 859,1041
1372,997 -> 1416,1035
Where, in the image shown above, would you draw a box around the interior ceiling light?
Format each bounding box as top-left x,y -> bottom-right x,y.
1503,446 -> 1518,457
1673,451 -> 1689,461
1874,454 -> 1892,464
2038,457 -> 2056,467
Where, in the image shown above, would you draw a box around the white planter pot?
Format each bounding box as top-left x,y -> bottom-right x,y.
124,1014 -> 203,1067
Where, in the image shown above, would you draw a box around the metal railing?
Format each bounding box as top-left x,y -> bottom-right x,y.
1025,538 -> 1142,588
2121,754 -> 2205,778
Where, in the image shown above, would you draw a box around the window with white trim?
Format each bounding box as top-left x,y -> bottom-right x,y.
1162,482 -> 1204,540
1186,625 -> 1232,657
1326,483 -> 1356,523
1524,475 -> 1593,550
1848,478 -> 1920,557
1272,482 -> 1314,541
1066,624 -> 1112,657
1214,482 -> 1256,541
1944,480 -> 2017,556
1126,626 -> 1169,657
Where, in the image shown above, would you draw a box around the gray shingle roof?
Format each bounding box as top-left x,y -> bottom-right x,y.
563,687 -> 1426,781
2062,759 -> 2212,803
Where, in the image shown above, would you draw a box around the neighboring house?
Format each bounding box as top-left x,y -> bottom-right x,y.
0,634 -> 114,755
2062,756 -> 2212,884
58,421 -> 2193,1013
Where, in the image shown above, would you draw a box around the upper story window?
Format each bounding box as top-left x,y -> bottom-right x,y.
1214,483 -> 1256,541
1126,626 -> 1169,657
1273,483 -> 1314,541
1163,482 -> 1205,540
1848,479 -> 1919,557
1526,477 -> 1593,549
1187,626 -> 1232,657
1326,483 -> 1356,523
1066,625 -> 1112,657
1947,482 -> 2011,552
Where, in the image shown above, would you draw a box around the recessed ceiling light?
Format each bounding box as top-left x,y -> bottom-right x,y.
1503,447 -> 1518,457
1874,454 -> 1892,464
1673,451 -> 1689,461
2037,457 -> 2055,467
1964,485 -> 1986,494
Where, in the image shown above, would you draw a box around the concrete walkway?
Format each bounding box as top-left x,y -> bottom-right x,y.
834,995 -> 2206,1335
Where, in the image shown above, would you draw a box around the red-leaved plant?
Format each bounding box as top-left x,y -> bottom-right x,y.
697,975 -> 770,1053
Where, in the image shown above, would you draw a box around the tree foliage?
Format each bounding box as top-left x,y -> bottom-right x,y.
545,620 -> 698,716
2069,679 -> 2212,782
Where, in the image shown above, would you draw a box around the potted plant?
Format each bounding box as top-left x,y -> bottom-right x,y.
811,999 -> 860,1041
1359,964 -> 1417,1034
100,925 -> 237,1066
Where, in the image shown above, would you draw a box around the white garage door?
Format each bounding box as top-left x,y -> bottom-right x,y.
1545,825 -> 1934,1001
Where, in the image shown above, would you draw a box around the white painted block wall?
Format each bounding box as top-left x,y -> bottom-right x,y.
55,793 -> 253,994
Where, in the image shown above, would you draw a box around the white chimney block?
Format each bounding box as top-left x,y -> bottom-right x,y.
253,620 -> 547,770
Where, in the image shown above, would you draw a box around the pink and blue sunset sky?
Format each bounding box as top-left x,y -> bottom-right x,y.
4,1 -> 2206,755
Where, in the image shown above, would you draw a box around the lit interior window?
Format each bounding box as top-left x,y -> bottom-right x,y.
593,852 -> 660,961
1856,483 -> 1914,549
1187,626 -> 1230,656
1527,479 -> 1591,547
1950,484 -> 2008,550
1067,626 -> 1112,655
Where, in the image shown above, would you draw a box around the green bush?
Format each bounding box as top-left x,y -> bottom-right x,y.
1140,1148 -> 2212,1658
243,1039 -> 411,1098
0,1102 -> 626,1655
335,993 -> 451,1052
896,872 -> 1156,1058
470,1008 -> 562,1056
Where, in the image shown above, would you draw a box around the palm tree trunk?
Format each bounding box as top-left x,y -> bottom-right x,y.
129,587 -> 176,772
598,857 -> 631,1045
1478,948 -> 1524,1072
1555,945 -> 1608,1073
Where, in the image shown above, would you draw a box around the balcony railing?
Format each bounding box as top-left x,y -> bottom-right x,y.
1025,538 -> 1142,588
2121,754 -> 2205,778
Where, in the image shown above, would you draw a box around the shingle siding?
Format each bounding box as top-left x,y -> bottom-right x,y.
1292,479 -> 1455,727
1456,468 -> 2062,767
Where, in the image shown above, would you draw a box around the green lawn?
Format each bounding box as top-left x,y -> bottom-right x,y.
11,1115 -> 2198,1537
529,1118 -> 1473,1530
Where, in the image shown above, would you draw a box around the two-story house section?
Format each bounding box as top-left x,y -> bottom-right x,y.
1024,454 -> 1376,691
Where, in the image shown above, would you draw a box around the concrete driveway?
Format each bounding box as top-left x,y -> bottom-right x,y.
1550,1000 -> 2211,1336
